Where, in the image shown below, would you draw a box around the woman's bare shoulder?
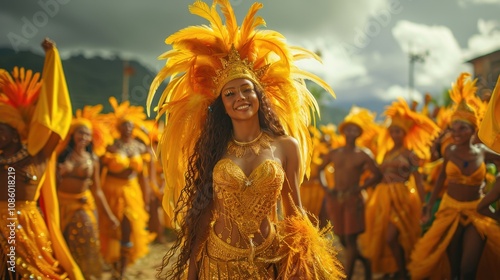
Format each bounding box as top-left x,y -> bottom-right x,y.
272,134 -> 299,149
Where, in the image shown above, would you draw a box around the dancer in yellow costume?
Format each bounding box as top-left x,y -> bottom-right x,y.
360,97 -> 439,279
317,106 -> 383,280
409,73 -> 500,280
147,1 -> 345,279
99,97 -> 153,279
420,105 -> 454,233
0,39 -> 83,280
56,105 -> 120,279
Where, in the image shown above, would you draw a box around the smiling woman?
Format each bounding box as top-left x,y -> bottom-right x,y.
147,1 -> 345,279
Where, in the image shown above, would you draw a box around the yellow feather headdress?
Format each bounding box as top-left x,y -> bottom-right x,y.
106,96 -> 149,145
338,106 -> 380,154
57,104 -> 113,157
449,72 -> 480,129
378,97 -> 440,161
147,0 -> 334,218
0,67 -> 42,141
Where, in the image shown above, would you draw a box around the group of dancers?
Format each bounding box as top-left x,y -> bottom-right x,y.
0,38 -> 164,280
301,72 -> 500,279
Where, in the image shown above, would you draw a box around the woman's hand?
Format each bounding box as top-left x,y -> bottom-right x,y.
109,214 -> 120,230
41,37 -> 55,52
421,204 -> 431,224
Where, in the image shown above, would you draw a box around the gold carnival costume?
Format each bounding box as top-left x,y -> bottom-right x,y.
56,105 -> 113,279
408,73 -> 500,279
99,97 -> 153,265
147,0 -> 344,279
0,47 -> 84,279
57,190 -> 102,278
409,194 -> 500,279
360,98 -> 439,274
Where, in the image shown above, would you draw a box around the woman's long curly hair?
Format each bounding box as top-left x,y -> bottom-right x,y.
158,84 -> 286,279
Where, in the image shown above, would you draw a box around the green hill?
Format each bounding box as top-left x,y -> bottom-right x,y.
0,48 -> 163,118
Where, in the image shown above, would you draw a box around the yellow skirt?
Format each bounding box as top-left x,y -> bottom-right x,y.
408,194 -> 500,280
197,215 -> 345,280
0,201 -> 70,280
99,176 -> 152,264
58,190 -> 103,279
359,182 -> 422,274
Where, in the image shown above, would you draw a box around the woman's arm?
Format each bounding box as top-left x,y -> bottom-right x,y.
360,152 -> 383,190
477,175 -> 500,222
39,38 -> 66,158
91,156 -> 120,228
482,143 -> 500,167
280,136 -> 304,217
422,152 -> 448,223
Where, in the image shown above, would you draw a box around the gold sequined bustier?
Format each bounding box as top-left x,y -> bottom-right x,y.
213,158 -> 284,245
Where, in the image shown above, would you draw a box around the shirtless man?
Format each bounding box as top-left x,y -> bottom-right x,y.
318,121 -> 382,280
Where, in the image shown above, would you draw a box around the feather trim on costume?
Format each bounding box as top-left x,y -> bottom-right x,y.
276,211 -> 345,279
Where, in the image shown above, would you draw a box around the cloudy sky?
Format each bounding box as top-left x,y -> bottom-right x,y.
2,0 -> 500,115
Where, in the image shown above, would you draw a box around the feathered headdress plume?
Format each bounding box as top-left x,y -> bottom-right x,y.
449,72 -> 480,128
106,96 -> 149,145
338,106 -> 380,155
147,0 -> 335,219
0,67 -> 42,141
57,104 -> 113,156
378,97 -> 440,161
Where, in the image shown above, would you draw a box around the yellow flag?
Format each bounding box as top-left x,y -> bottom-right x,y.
27,46 -> 72,155
478,75 -> 500,153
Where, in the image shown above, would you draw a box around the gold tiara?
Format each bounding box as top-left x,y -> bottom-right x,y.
213,46 -> 269,94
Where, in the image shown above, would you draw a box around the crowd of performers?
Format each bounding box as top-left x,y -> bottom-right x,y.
0,34 -> 499,280
0,37 -> 500,279
0,39 -> 163,280
301,73 -> 500,279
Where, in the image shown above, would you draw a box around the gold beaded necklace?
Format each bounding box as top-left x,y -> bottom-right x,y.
0,145 -> 29,165
226,131 -> 272,158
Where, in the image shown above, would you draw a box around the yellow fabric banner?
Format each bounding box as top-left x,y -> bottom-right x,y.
478,75 -> 500,153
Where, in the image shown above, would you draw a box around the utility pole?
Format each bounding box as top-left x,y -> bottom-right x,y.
122,60 -> 134,102
408,44 -> 429,102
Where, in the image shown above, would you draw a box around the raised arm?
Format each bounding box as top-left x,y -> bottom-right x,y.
30,38 -> 72,158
